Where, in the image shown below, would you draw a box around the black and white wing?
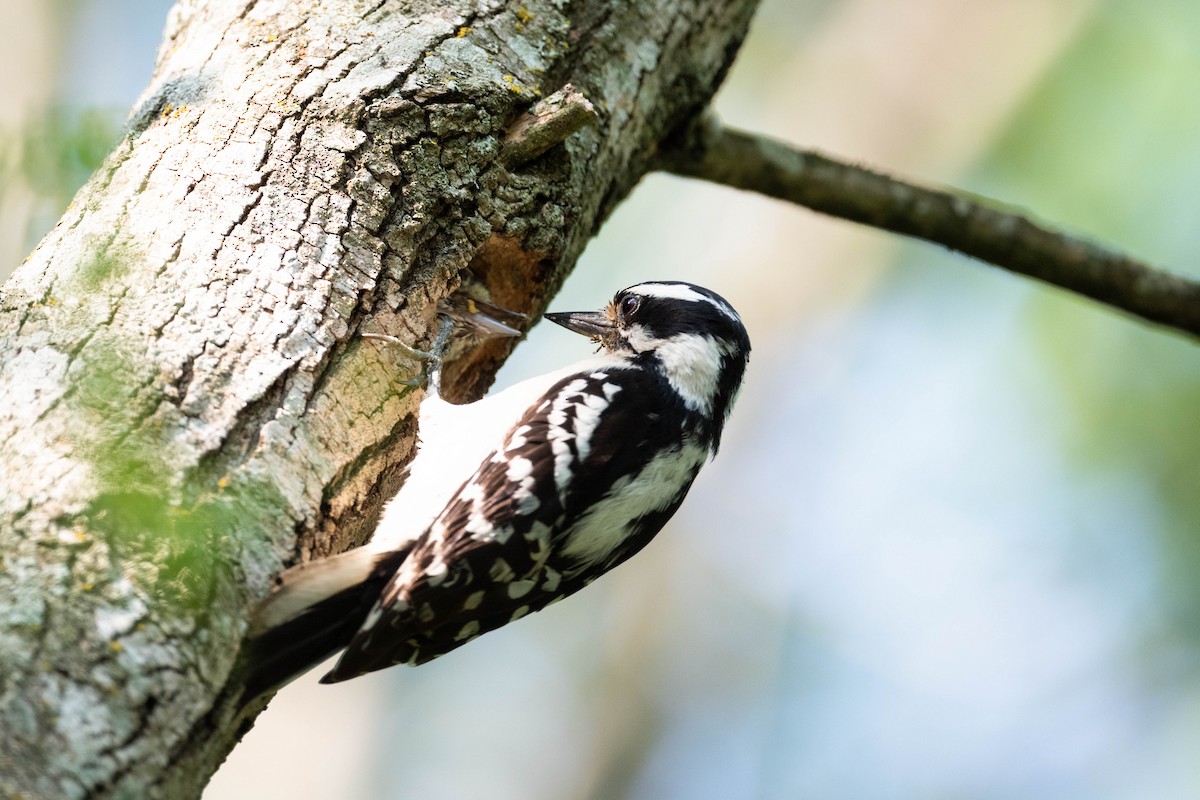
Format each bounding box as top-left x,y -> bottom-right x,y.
321,364 -> 704,682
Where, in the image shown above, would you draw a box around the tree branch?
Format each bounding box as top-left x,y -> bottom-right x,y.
502,84 -> 599,168
658,112 -> 1200,339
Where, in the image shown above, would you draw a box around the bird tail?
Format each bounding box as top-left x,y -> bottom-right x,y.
236,546 -> 408,704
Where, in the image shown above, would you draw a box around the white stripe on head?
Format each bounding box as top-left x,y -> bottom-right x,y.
628,282 -> 741,324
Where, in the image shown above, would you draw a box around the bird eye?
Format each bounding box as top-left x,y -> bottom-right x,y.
619,295 -> 641,318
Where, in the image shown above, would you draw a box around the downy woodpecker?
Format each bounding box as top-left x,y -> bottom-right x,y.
241,281 -> 751,699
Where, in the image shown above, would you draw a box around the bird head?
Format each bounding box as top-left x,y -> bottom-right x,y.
545,281 -> 751,435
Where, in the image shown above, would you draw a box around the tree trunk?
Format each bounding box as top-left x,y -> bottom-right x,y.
0,0 -> 758,795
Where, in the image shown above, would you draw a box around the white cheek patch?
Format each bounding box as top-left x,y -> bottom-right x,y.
623,323 -> 655,353
653,333 -> 727,414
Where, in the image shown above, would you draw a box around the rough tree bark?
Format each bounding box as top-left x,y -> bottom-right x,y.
0,0 -> 759,796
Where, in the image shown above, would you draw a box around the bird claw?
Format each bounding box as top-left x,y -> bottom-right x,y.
363,316 -> 456,397
364,292 -> 524,398
359,333 -> 435,361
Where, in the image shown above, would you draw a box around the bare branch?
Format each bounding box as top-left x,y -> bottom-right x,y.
658,112 -> 1200,339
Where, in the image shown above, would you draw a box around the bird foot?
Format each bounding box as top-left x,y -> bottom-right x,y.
362,315 -> 456,396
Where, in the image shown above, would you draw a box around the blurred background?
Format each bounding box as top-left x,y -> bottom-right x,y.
6,0 -> 1200,797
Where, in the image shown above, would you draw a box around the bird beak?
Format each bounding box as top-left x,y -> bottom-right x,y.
544,310 -> 613,341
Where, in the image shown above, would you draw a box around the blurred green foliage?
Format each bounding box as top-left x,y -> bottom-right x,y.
1,106 -> 122,274
14,106 -> 120,200
981,0 -> 1200,637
